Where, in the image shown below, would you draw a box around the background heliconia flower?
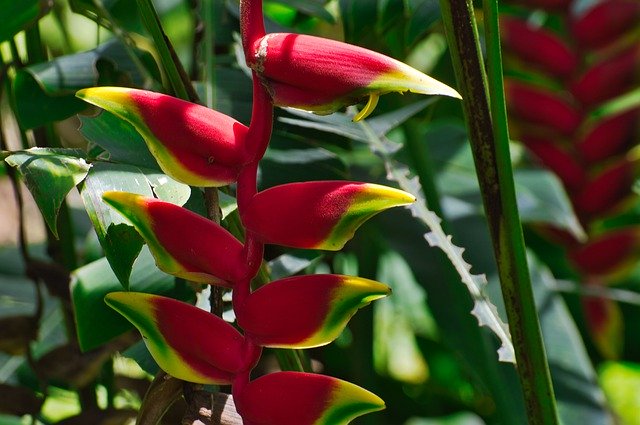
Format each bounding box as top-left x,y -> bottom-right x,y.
103,191 -> 246,286
569,228 -> 640,280
241,181 -> 415,250
248,33 -> 460,121
236,274 -> 390,348
501,17 -> 577,79
582,297 -> 623,360
105,292 -> 261,384
234,372 -> 385,425
77,87 -> 247,186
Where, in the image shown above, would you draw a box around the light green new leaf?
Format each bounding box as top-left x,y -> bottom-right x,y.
4,148 -> 90,238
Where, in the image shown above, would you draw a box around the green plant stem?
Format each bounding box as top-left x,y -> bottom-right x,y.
135,0 -> 197,101
438,0 -> 559,423
203,0 -> 216,109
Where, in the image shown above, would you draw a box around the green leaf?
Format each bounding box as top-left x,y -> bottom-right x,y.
526,257 -> 613,425
268,250 -> 324,281
71,247 -> 194,351
405,412 -> 485,425
513,169 -> 586,241
375,250 -> 436,384
406,0 -> 441,47
13,39 -> 157,129
80,162 -> 153,288
80,162 -> 191,288
79,110 -> 160,170
0,0 -> 51,43
599,361 -> 640,425
267,0 -> 335,23
4,148 -> 90,238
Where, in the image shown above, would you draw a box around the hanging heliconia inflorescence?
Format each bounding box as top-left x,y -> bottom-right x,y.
501,0 -> 640,359
77,1 -> 460,423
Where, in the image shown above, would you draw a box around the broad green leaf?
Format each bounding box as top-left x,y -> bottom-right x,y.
13,39 -> 158,129
405,412 -> 485,425
71,247 -> 194,351
0,0 -> 51,43
0,414 -> 24,425
406,0 -> 441,47
143,171 -> 191,206
268,250 -> 324,281
599,361 -> 640,425
79,110 -> 160,170
4,148 -> 90,238
266,0 -> 335,23
374,251 -> 437,384
80,162 -> 153,288
526,257 -> 613,425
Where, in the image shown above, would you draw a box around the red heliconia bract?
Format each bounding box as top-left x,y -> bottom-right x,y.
570,48 -> 640,107
105,292 -> 261,384
571,158 -> 638,217
505,80 -> 582,135
568,227 -> 640,278
234,372 -> 385,425
236,274 -> 390,348
523,137 -> 587,192
582,296 -> 623,359
571,0 -> 640,48
103,191 -> 247,286
576,110 -> 637,163
241,181 -> 415,250
77,87 -> 248,187
501,17 -> 577,79
247,32 -> 460,121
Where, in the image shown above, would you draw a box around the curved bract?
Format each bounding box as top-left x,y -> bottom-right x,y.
103,191 -> 247,286
237,274 -> 390,348
241,181 -> 415,250
249,33 -> 460,121
235,372 -> 385,425
76,87 -> 247,186
105,292 -> 260,384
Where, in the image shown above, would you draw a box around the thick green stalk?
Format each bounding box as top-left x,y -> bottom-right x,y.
438,0 -> 559,423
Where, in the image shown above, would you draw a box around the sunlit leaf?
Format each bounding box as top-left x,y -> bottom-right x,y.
4,148 -> 90,238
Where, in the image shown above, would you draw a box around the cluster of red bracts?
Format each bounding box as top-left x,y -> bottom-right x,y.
502,0 -> 640,358
77,0 -> 459,423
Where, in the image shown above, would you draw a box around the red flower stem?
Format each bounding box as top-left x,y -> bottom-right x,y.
240,0 -> 266,60
244,73 -> 275,163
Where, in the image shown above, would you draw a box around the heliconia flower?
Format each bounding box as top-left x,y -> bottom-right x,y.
236,274 -> 390,348
582,297 -> 623,360
508,0 -> 570,10
571,158 -> 638,218
501,17 -> 577,79
105,292 -> 261,384
577,111 -> 637,163
241,181 -> 415,250
522,137 -> 586,192
102,191 -> 246,286
234,372 -> 385,425
76,87 -> 247,187
247,33 -> 460,121
568,227 -> 640,279
505,80 -> 582,136
571,0 -> 640,48
570,48 -> 639,107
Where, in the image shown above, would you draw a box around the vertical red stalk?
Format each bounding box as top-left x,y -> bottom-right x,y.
240,0 -> 266,60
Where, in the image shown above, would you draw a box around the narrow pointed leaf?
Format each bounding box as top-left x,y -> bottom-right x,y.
241,181 -> 415,250
77,87 -> 247,186
105,292 -> 260,384
237,274 -> 390,348
235,372 -> 385,425
102,191 -> 246,286
250,33 -> 460,120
